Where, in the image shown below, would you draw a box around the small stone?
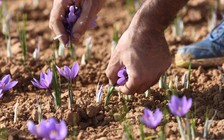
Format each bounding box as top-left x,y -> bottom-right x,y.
86,105 -> 100,118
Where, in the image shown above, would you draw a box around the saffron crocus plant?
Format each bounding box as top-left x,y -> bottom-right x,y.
31,69 -> 53,89
27,117 -> 67,140
139,108 -> 163,129
0,74 -> 18,98
57,62 -> 79,109
168,95 -> 192,117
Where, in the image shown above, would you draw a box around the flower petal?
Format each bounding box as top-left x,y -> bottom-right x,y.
117,77 -> 127,85
71,62 -> 79,79
46,69 -> 53,85
143,108 -> 152,118
27,120 -> 37,135
56,66 -> 66,78
2,81 -> 18,91
58,120 -> 67,138
64,66 -> 71,80
31,79 -> 44,89
1,75 -> 11,84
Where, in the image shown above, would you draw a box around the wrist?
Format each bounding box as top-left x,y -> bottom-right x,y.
130,0 -> 188,32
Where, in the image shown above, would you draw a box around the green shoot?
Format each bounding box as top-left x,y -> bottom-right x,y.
203,109 -> 217,138
13,99 -> 19,123
36,97 -> 42,123
19,14 -> 27,61
69,44 -> 76,60
176,116 -> 186,140
123,123 -> 134,140
6,36 -> 12,59
58,42 -> 65,57
139,123 -> 145,140
125,0 -> 136,15
68,80 -> 73,110
105,85 -> 115,106
186,62 -> 191,89
52,62 -> 61,108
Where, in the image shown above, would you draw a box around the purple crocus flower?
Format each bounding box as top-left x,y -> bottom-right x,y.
56,62 -> 79,81
117,67 -> 128,85
64,5 -> 97,37
31,69 -> 52,89
64,5 -> 80,36
139,108 -> 163,129
168,95 -> 192,117
0,74 -> 18,98
27,117 -> 67,140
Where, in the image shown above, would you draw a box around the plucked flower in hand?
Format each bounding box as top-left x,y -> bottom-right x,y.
168,95 -> 192,117
139,108 -> 163,129
64,4 -> 97,37
0,74 -> 18,98
27,117 -> 67,140
117,67 -> 128,85
31,69 -> 53,89
56,62 -> 79,81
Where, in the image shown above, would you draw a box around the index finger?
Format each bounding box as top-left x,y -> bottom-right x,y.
115,76 -> 142,95
49,0 -> 74,46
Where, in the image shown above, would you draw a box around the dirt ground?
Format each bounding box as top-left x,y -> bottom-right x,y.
0,0 -> 224,139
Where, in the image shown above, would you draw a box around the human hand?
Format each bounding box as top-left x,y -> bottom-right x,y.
49,0 -> 105,47
106,19 -> 171,95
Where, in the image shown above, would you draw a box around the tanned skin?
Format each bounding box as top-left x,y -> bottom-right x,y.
49,0 -> 189,94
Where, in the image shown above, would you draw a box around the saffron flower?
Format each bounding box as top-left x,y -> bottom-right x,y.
27,117 -> 67,140
168,95 -> 192,117
117,67 -> 128,85
31,69 -> 52,89
139,108 -> 163,129
65,5 -> 80,35
56,62 -> 79,81
64,5 -> 97,37
0,74 -> 18,98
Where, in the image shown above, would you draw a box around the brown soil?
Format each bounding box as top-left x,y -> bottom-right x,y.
1,0 -> 224,139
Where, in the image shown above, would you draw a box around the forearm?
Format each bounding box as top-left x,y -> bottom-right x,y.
130,0 -> 189,32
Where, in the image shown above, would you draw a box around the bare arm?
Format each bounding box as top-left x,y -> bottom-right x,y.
106,0 -> 189,94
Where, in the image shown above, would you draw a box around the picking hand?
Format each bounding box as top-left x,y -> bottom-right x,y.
106,21 -> 171,95
49,0 -> 104,47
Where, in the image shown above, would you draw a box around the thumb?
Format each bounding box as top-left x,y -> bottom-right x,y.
71,1 -> 95,43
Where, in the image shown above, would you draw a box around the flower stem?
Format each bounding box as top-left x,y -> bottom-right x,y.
177,116 -> 186,140
68,80 -> 73,110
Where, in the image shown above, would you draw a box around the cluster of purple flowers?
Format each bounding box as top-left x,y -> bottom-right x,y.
27,117 -> 67,140
31,62 -> 79,89
0,74 -> 18,98
139,95 -> 192,129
